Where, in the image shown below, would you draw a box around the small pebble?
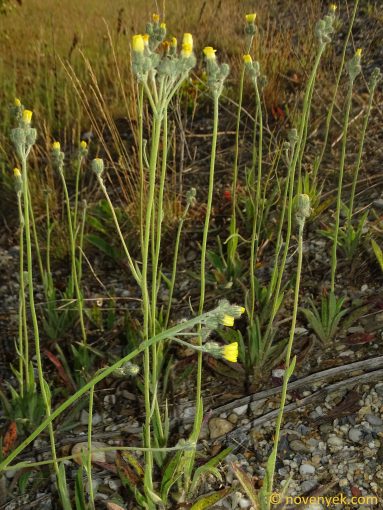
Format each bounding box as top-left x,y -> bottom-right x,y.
299,463 -> 316,476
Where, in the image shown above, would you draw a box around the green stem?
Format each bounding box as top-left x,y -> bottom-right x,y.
59,169 -> 86,343
16,191 -> 26,394
330,80 -> 354,292
139,84 -> 145,256
186,93 -> 220,483
165,201 -> 191,328
141,110 -> 163,497
97,177 -> 141,285
347,82 -> 376,227
21,153 -> 60,480
313,0 -> 359,184
264,221 -> 305,510
86,385 -> 95,510
151,110 -> 169,444
231,66 -> 245,242
73,155 -> 84,234
249,79 -> 263,323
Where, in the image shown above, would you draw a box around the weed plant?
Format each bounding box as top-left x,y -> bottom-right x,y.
0,3 -> 381,510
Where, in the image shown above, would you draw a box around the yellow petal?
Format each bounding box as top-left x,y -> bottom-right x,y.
223,342 -> 238,363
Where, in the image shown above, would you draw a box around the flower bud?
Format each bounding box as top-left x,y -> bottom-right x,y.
14,98 -> 21,107
245,13 -> 256,23
13,167 -> 23,193
22,109 -> 33,125
243,54 -> 252,65
52,141 -> 61,152
152,13 -> 160,24
295,193 -> 311,228
132,34 -> 145,54
92,157 -> 104,177
203,46 -> 217,60
80,140 -> 87,150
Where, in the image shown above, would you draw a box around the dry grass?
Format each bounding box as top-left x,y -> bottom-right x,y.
0,0 -> 327,232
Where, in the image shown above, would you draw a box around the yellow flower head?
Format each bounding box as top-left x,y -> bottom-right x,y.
243,54 -> 252,64
355,48 -> 362,57
245,13 -> 257,23
160,22 -> 166,30
203,46 -> 217,60
329,3 -> 337,12
80,140 -> 87,149
22,109 -> 33,124
132,34 -> 145,54
14,98 -> 21,107
52,141 -> 61,151
181,44 -> 193,59
143,34 -> 150,46
152,13 -> 160,23
170,36 -> 177,48
182,33 -> 193,50
13,167 -> 21,177
222,342 -> 238,363
221,314 -> 234,327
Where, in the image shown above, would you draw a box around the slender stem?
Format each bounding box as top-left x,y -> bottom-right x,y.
97,178 -> 141,285
165,201 -> 191,327
150,110 -> 168,445
59,169 -> 86,343
313,0 -> 359,184
21,153 -> 60,480
139,84 -> 145,256
330,80 -> 354,292
347,83 -> 376,227
264,222 -> 305,510
16,192 -> 26,394
141,110 -> 163,496
187,93 -> 220,482
73,155 -> 84,234
249,79 -> 263,323
86,385 -> 95,510
231,66 -> 245,241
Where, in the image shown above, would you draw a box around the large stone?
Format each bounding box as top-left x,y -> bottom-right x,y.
208,417 -> 234,439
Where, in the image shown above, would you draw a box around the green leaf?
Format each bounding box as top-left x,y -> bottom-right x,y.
190,487 -> 233,510
371,239 -> 383,272
74,466 -> 87,510
231,463 -> 259,509
190,447 -> 232,494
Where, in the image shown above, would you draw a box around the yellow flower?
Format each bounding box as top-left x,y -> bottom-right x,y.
182,33 -> 193,50
238,306 -> 245,315
52,141 -> 61,151
245,13 -> 256,23
356,48 -> 362,57
160,22 -> 166,30
132,34 -> 145,54
221,314 -> 234,327
170,37 -> 177,48
143,34 -> 150,46
203,46 -> 217,60
181,43 -> 193,58
329,3 -> 337,12
80,140 -> 87,149
22,109 -> 33,124
152,13 -> 160,23
14,98 -> 21,107
222,342 -> 238,363
243,54 -> 252,64
13,167 -> 21,177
